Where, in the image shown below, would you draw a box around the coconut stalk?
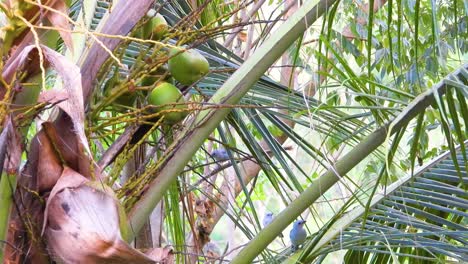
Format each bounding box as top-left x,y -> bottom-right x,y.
230,64 -> 468,263
0,173 -> 16,261
128,0 -> 338,239
0,117 -> 21,262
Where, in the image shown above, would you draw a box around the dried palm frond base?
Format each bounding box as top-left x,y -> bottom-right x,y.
4,120 -> 174,263
44,167 -> 161,264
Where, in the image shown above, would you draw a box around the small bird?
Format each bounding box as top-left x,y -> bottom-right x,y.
290,220 -> 307,251
262,212 -> 274,228
210,148 -> 229,161
262,212 -> 283,237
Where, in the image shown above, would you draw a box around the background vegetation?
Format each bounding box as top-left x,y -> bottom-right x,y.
0,0 -> 466,263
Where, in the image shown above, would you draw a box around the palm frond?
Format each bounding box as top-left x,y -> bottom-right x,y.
84,0 -> 379,219
307,141 -> 468,263
60,1 -> 468,262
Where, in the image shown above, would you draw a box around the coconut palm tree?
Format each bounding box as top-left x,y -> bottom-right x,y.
0,0 -> 466,263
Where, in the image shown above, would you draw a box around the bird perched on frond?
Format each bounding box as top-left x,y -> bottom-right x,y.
262,212 -> 274,228
210,148 -> 229,161
290,219 -> 307,251
263,212 -> 283,237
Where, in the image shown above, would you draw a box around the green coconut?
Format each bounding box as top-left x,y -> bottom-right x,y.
104,80 -> 137,111
135,9 -> 169,40
168,48 -> 210,85
141,12 -> 168,40
147,82 -> 187,124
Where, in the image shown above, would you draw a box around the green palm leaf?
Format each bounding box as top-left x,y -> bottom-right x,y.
301,142 -> 468,263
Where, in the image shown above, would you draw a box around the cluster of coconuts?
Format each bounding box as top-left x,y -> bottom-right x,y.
107,9 -> 210,125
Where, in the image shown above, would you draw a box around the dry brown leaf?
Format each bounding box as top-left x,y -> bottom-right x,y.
0,116 -> 22,174
25,120 -> 85,195
40,45 -> 90,156
41,166 -> 87,234
238,31 -> 247,42
145,246 -> 175,263
1,45 -> 39,85
47,219 -> 157,264
44,167 -> 155,263
4,122 -> 55,264
195,199 -> 215,218
194,198 -> 217,245
45,0 -> 74,53
38,89 -> 69,105
36,127 -> 63,192
195,199 -> 208,217
2,45 -> 90,157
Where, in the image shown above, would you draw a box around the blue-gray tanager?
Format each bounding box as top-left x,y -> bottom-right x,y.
263,212 -> 284,237
210,148 -> 229,161
262,212 -> 274,228
290,220 -> 307,251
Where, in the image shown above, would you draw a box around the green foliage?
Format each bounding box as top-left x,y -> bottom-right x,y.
2,0 -> 466,263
